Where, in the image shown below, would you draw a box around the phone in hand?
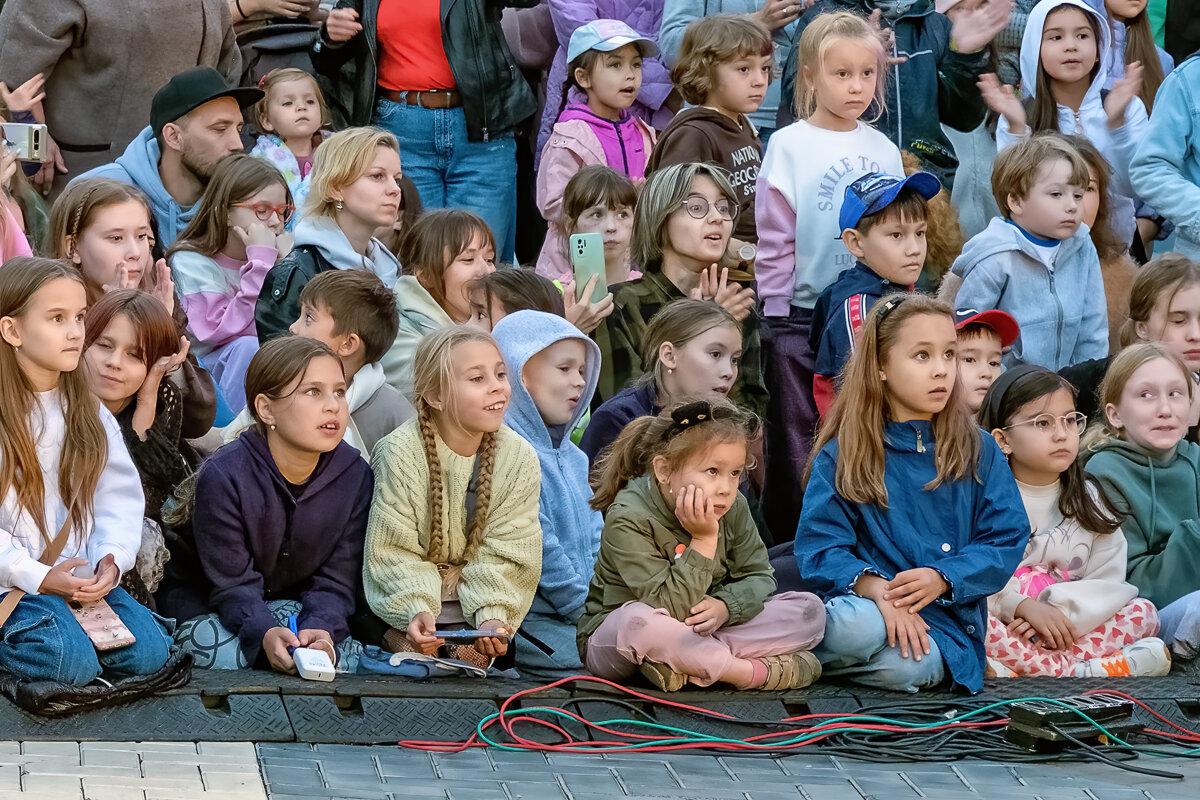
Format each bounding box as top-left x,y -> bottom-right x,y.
1,123 -> 48,163
69,599 -> 136,651
439,628 -> 511,644
569,232 -> 607,305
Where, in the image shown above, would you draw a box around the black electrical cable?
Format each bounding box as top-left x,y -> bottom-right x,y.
1047,724 -> 1186,780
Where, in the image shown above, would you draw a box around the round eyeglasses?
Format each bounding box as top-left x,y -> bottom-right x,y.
679,195 -> 737,221
233,201 -> 296,224
1001,412 -> 1088,436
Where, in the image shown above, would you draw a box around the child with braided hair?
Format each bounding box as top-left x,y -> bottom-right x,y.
364,326 -> 543,667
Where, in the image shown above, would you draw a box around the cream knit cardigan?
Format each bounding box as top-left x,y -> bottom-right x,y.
365,419 -> 543,630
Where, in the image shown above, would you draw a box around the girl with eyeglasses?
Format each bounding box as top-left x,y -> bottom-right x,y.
979,364 -> 1168,678
169,155 -> 294,410
592,163 -> 766,427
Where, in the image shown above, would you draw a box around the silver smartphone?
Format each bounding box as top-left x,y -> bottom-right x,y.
1,123 -> 48,163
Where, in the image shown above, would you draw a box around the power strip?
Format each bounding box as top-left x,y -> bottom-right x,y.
1005,693 -> 1138,752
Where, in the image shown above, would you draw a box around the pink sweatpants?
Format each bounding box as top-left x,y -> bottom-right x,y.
986,598 -> 1159,677
584,592 -> 826,687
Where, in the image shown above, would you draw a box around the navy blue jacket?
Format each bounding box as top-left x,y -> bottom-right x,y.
777,0 -> 989,188
580,382 -> 660,466
810,262 -> 911,380
190,428 -> 374,663
796,422 -> 1028,692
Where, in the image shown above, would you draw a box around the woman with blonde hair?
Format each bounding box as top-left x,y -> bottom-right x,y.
254,126 -> 404,341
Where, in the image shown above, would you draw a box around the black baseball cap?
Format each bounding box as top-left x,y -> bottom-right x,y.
150,67 -> 263,136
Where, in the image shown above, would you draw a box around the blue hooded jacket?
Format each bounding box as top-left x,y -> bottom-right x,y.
951,217 -> 1107,371
492,311 -> 603,644
796,421 -> 1029,692
74,126 -> 196,248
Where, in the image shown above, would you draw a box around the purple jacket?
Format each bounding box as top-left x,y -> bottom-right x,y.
535,0 -> 672,165
190,428 -> 374,664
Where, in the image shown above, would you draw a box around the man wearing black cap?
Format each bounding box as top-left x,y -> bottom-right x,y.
74,67 -> 262,247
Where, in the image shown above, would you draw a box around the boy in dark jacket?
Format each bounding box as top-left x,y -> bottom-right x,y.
777,0 -> 1012,189
810,170 -> 940,414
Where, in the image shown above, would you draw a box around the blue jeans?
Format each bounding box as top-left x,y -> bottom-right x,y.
0,587 -> 173,685
1157,589 -> 1200,660
373,98 -> 517,263
814,595 -> 946,692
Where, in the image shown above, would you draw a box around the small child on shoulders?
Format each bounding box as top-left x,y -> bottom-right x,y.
224,269 -> 413,459
950,134 -> 1108,371
954,308 -> 1020,416
809,171 -> 941,416
648,14 -> 773,280
249,68 -> 331,223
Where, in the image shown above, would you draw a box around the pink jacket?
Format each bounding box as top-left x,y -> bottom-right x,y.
535,105 -> 654,281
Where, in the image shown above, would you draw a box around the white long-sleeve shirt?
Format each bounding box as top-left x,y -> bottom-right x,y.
988,479 -> 1138,635
0,389 -> 144,594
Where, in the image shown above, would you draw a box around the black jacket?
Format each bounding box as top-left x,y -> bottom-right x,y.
777,0 -> 989,188
311,0 -> 538,142
254,244 -> 336,343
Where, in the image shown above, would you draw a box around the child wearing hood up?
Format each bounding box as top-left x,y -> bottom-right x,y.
492,310 -> 605,677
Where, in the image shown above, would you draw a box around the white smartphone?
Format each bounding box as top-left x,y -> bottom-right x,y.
293,646 -> 336,681
569,232 -> 608,305
1,123 -> 48,163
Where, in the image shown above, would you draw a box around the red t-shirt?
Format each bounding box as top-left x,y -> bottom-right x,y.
376,0 -> 456,91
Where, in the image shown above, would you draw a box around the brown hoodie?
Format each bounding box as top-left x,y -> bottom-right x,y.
647,106 -> 762,247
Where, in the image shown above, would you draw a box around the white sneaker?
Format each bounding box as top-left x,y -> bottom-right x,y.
1075,637 -> 1172,678
986,657 -> 1017,678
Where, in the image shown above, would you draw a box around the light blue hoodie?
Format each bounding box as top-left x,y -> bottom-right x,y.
952,217 -> 1107,371
1131,53 -> 1200,260
73,126 -> 195,248
492,310 -> 602,676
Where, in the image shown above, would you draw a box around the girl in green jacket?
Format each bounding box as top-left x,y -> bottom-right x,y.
578,397 -> 825,692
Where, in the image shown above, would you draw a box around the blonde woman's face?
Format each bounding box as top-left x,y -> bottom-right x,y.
436,340 -> 510,437
336,145 -> 403,228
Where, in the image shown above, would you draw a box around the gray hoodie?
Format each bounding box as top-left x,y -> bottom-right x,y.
952,217 -> 1107,370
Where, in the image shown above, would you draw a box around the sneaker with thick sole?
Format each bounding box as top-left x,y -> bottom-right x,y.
986,657 -> 1018,678
759,651 -> 822,690
1075,637 -> 1172,678
639,660 -> 688,692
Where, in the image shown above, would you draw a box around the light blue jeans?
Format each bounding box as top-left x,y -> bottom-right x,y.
373,98 -> 517,263
1157,589 -> 1200,660
0,587 -> 174,686
814,594 -> 946,692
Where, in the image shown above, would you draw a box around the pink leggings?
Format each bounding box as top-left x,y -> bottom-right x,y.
584,592 -> 826,687
986,598 -> 1159,677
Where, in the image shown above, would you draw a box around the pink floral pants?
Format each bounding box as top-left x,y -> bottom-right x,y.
986,598 -> 1159,677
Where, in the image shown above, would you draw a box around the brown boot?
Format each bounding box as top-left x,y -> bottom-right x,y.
638,659 -> 688,692
758,651 -> 822,690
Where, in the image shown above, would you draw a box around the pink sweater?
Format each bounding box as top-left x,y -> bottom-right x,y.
169,245 -> 277,357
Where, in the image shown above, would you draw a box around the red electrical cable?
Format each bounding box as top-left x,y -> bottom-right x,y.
1082,690 -> 1200,739
397,675 -> 1010,754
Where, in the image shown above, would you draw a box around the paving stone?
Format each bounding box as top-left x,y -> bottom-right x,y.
198,742 -> 260,757
199,768 -> 269,793
24,764 -> 143,780
21,741 -> 82,758
0,764 -> 21,791
85,742 -> 199,754
19,773 -> 84,796
80,786 -> 147,800
79,748 -> 143,769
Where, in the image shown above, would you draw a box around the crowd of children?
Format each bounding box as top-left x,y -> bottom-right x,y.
2,0 -> 1200,697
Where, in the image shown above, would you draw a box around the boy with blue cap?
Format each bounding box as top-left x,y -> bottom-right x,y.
809,170 -> 941,415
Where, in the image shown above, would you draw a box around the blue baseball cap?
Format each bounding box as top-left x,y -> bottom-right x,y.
838,171 -> 942,232
567,20 -> 660,63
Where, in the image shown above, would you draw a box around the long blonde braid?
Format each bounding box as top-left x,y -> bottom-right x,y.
416,398 -> 447,563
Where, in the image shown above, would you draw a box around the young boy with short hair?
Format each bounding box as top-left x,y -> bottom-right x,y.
809,170 -> 941,415
953,308 -> 1020,415
951,134 -> 1108,371
647,14 -> 773,280
491,310 -> 604,679
224,270 -> 414,458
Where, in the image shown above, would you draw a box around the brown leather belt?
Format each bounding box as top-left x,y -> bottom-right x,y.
378,87 -> 462,109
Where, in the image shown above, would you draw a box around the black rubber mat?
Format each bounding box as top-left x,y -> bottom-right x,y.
3,668 -> 1200,743
0,692 -> 291,741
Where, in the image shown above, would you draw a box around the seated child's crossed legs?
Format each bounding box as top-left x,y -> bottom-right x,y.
815,594 -> 946,693
586,591 -> 825,688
